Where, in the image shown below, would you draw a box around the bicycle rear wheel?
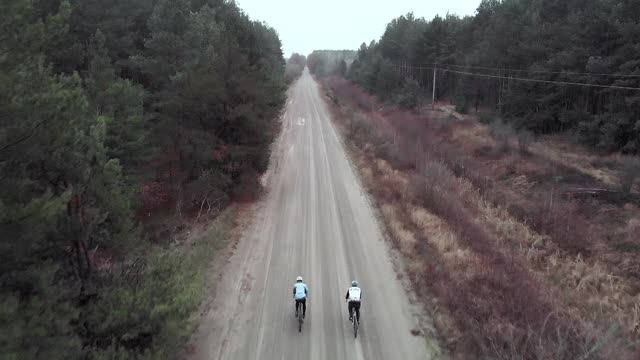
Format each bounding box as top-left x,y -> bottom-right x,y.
352,309 -> 358,338
299,316 -> 303,332
297,302 -> 303,332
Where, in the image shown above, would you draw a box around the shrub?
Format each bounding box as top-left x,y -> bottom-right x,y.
326,76 -> 375,112
348,112 -> 372,143
82,210 -> 233,358
455,101 -> 470,114
517,130 -> 534,154
284,63 -> 304,83
329,80 -> 640,359
397,79 -> 421,110
477,111 -> 497,124
411,161 -> 456,208
422,161 -> 456,189
489,120 -> 514,153
534,192 -> 593,254
619,156 -> 640,193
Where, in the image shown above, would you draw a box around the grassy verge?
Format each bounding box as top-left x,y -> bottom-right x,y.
323,76 -> 639,359
79,208 -> 237,359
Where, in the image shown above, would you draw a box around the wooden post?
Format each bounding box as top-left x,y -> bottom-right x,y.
432,66 -> 437,109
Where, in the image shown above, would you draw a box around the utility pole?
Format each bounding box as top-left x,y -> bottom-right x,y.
432,66 -> 437,109
498,70 -> 503,115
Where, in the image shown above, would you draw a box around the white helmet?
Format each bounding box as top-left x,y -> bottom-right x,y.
296,276 -> 303,282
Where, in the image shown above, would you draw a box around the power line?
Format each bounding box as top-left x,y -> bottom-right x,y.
443,68 -> 640,91
392,64 -> 640,91
412,62 -> 640,78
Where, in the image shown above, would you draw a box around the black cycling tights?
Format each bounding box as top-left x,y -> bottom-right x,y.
348,301 -> 361,322
295,298 -> 306,316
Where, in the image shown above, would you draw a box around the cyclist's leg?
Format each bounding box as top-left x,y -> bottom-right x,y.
295,299 -> 299,315
355,302 -> 361,322
302,298 -> 306,317
348,301 -> 354,320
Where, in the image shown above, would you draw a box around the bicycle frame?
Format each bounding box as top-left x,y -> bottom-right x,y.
296,300 -> 304,332
351,306 -> 359,338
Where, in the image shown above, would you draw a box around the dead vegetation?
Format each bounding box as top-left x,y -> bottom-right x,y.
324,76 -> 640,359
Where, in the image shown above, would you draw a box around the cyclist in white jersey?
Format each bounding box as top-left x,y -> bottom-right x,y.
345,280 -> 362,322
293,276 -> 308,318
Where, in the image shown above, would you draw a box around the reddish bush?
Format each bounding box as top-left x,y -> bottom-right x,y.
530,193 -> 594,254
322,78 -> 629,359
142,181 -> 171,207
326,76 -> 375,112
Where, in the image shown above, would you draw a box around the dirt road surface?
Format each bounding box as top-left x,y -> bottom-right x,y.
190,70 -> 431,360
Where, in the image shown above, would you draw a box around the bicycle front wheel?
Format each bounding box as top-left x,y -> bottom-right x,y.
352,309 -> 358,338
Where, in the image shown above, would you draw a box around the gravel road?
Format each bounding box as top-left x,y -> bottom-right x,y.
190,69 -> 430,360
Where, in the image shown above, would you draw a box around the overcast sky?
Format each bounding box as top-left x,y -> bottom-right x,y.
236,0 -> 480,56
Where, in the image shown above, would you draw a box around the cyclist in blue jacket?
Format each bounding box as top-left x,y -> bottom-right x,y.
293,276 -> 308,318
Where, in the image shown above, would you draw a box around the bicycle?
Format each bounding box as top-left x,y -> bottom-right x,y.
295,299 -> 305,332
349,304 -> 359,338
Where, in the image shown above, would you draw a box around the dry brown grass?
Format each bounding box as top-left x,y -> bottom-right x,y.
452,122 -> 621,187
531,136 -> 620,186
324,77 -> 640,359
359,158 -> 474,349
461,175 -> 640,337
